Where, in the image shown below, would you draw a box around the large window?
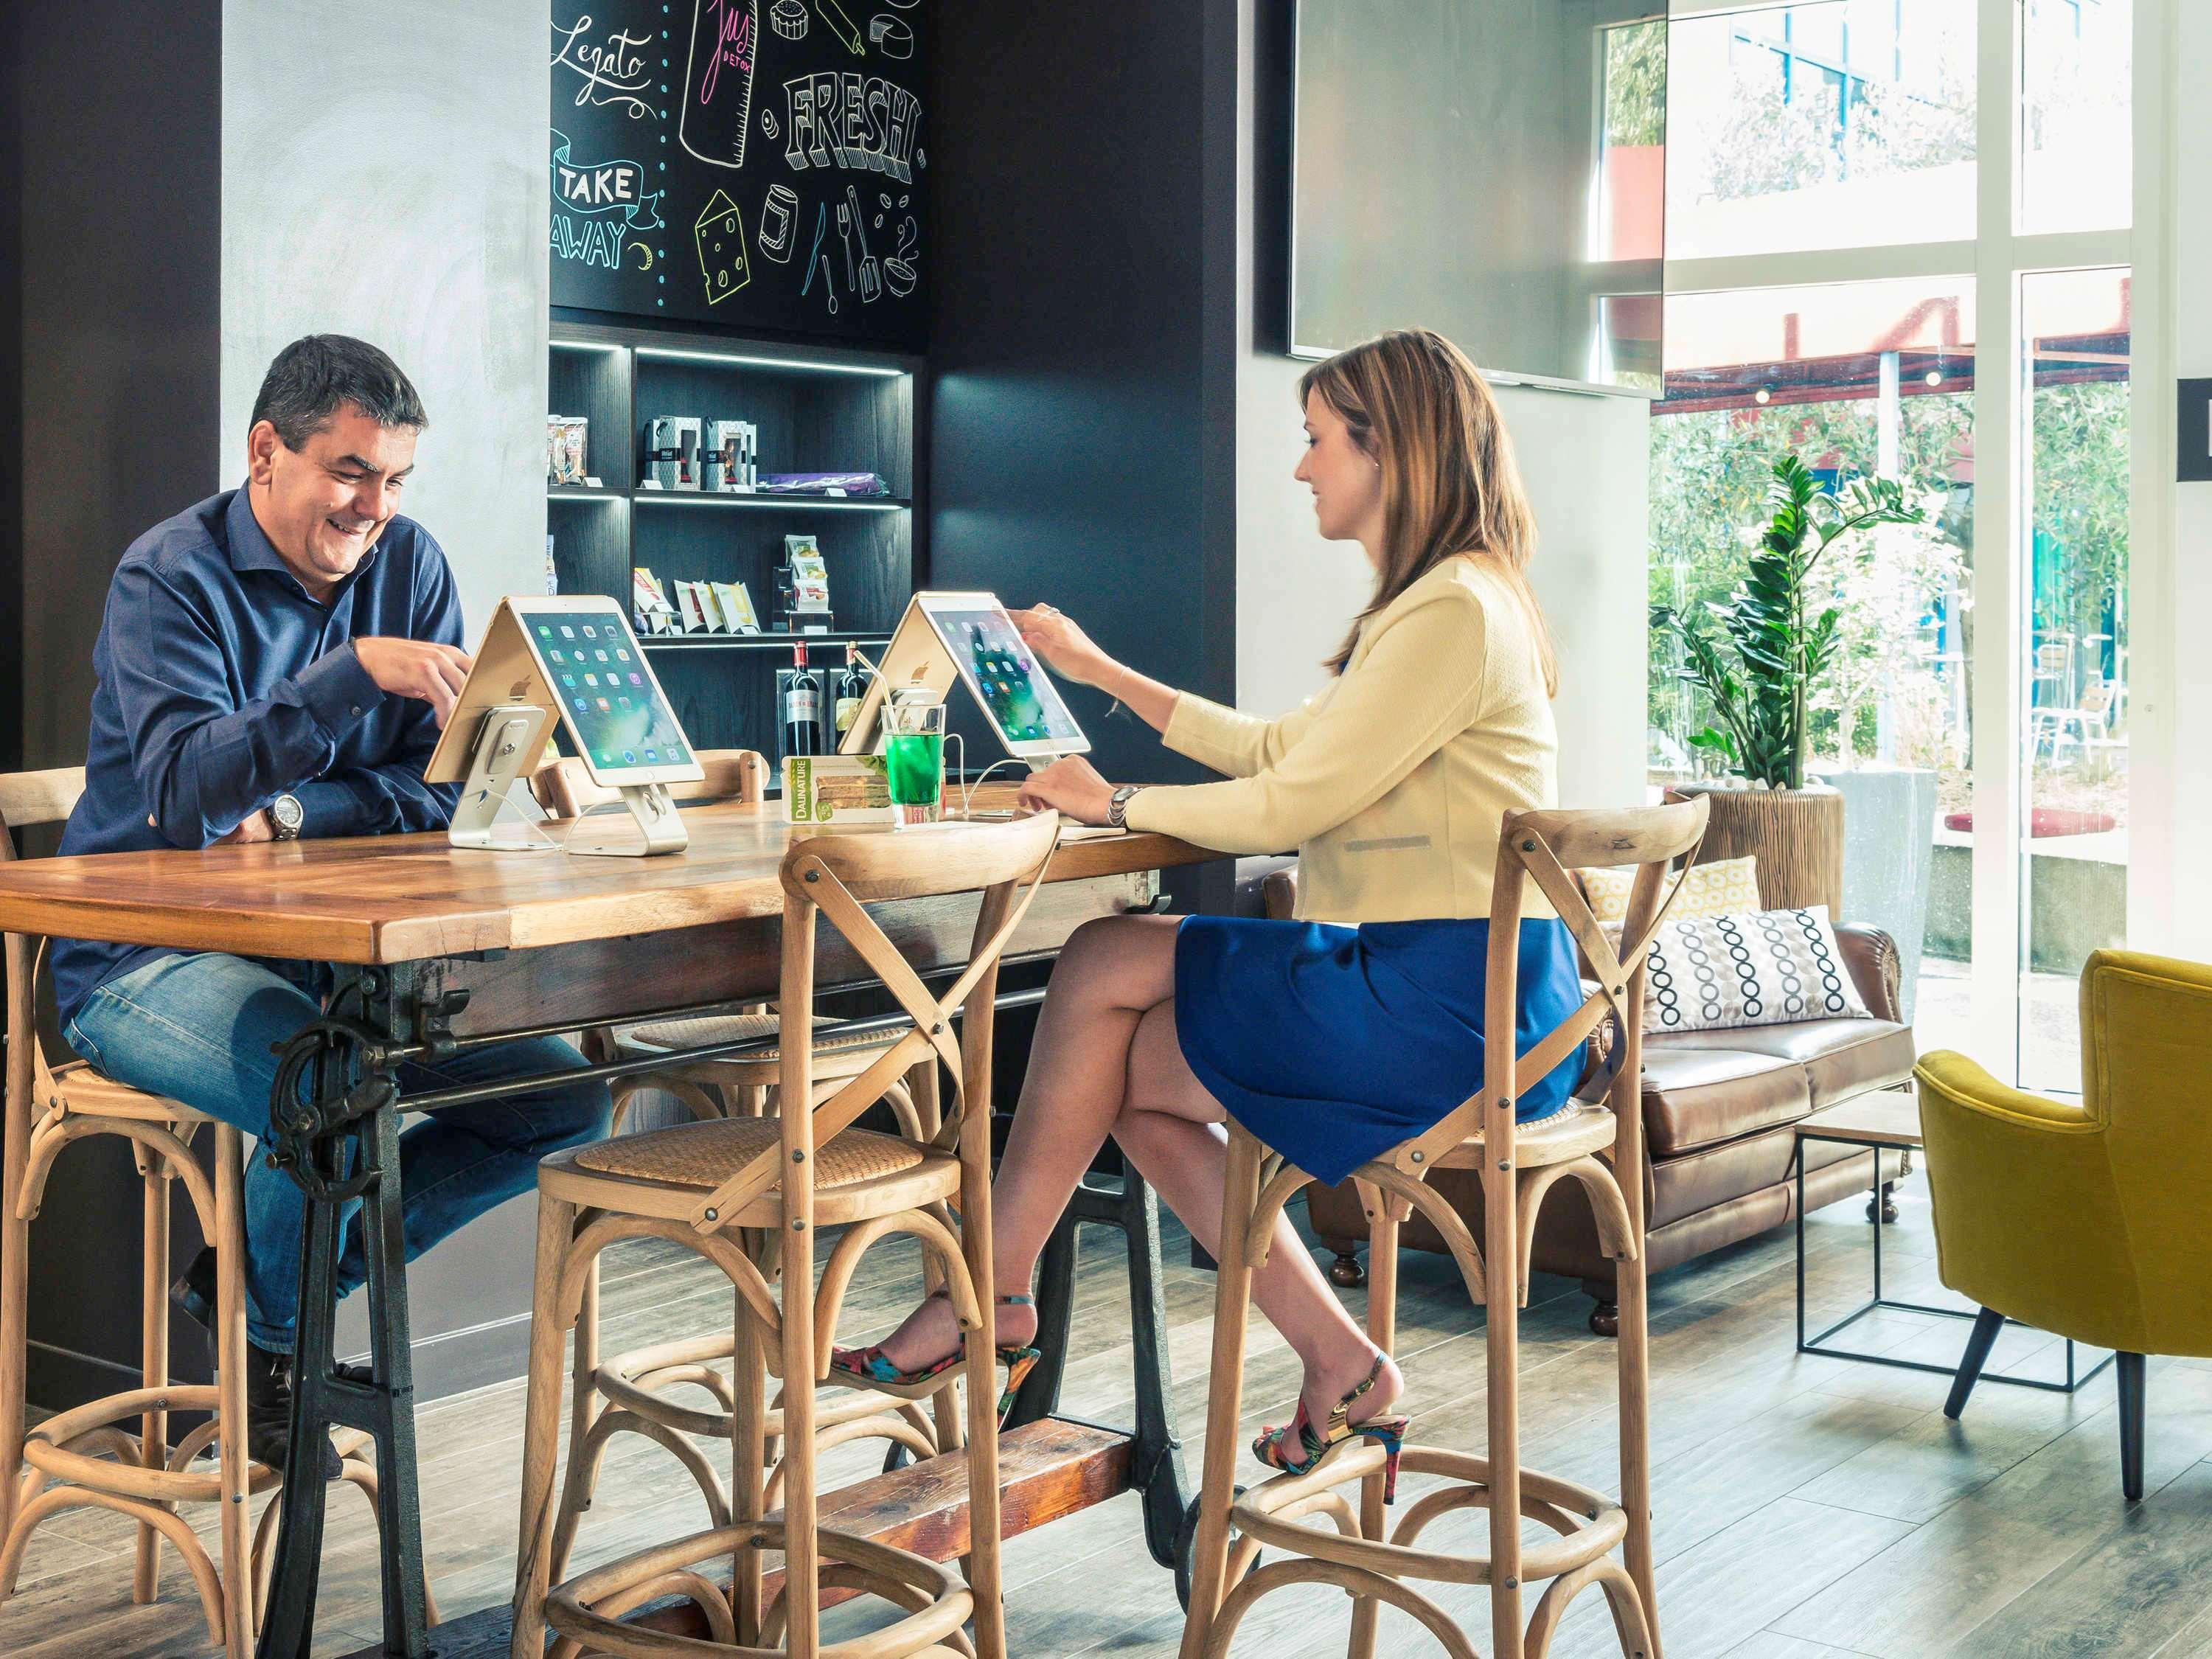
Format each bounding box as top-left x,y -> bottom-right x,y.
1666,0 -> 1977,259
1646,0 -> 2138,1088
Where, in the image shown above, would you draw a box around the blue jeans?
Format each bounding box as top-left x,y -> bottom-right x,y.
66,952 -> 612,1353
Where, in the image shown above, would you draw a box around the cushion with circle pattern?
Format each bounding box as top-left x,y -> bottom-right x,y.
1641,905 -> 1871,1034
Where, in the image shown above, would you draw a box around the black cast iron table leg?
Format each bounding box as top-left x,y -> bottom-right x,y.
1003,1160 -> 1192,1574
1117,1164 -> 1192,1571
257,966 -> 434,1659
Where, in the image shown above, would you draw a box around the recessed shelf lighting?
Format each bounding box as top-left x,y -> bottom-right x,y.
550,340 -> 624,355
633,493 -> 907,511
633,346 -> 904,378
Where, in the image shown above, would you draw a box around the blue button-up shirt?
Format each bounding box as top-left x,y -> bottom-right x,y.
53,487 -> 467,1026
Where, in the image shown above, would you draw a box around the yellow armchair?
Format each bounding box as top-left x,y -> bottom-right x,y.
1916,949 -> 2212,1502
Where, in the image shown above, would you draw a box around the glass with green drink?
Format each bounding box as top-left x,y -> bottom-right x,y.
883,695 -> 946,825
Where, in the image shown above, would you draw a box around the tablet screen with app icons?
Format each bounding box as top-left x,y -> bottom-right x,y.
511,603 -> 700,783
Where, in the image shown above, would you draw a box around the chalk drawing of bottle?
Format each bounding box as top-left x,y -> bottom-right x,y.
681,0 -> 760,171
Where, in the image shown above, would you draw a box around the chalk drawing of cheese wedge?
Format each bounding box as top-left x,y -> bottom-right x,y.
695,191 -> 753,303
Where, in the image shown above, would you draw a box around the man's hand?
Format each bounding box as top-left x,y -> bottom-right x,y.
1017,754 -> 1116,826
214,809 -> 276,845
353,637 -> 473,728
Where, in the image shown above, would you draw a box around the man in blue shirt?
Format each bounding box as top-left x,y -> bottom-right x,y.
55,335 -> 611,1474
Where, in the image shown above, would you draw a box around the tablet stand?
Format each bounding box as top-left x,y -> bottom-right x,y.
563,782 -> 689,858
448,706 -> 560,852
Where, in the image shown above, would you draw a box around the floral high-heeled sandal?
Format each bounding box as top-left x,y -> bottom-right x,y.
828,1290 -> 1043,1425
1251,1351 -> 1411,1503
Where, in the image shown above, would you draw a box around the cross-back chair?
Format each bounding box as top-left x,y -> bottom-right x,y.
528,751 -> 943,1580
0,766 -> 420,1655
1180,796 -> 1710,1659
510,810 -> 1061,1659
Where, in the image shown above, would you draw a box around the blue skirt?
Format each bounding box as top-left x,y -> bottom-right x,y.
1172,915 -> 1583,1187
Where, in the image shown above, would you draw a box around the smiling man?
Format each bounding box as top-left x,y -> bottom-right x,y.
52,335 -> 611,1475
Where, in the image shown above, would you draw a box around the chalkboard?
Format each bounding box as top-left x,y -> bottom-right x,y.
550,1 -> 928,344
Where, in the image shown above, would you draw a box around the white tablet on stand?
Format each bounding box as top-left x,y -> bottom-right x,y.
840,591 -> 1091,765
426,597 -> 706,856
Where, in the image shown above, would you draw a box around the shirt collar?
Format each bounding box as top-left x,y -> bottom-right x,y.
225,484 -> 380,599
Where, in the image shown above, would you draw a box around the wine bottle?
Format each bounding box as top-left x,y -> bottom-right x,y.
833,642 -> 871,744
783,642 -> 821,759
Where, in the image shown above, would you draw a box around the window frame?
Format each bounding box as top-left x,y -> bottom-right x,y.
1653,0 -> 2160,1085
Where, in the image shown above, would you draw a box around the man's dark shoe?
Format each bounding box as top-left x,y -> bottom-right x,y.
171,1244 -> 218,1328
171,1245 -> 368,1479
240,1342 -> 344,1479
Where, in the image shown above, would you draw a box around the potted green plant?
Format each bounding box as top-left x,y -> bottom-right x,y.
1651,455 -> 1923,912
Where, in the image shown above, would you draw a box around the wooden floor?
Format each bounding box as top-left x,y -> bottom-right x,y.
7,1165 -> 2212,1658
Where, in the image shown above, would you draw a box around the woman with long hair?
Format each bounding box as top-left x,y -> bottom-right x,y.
833,328 -> 1581,1486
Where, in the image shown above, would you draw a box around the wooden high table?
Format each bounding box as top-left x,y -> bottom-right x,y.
0,799 -> 1211,1658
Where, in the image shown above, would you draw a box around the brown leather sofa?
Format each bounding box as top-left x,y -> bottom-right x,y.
1268,870 -> 1919,1334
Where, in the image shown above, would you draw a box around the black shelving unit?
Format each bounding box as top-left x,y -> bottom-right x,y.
641,633 -> 894,652
546,320 -> 922,755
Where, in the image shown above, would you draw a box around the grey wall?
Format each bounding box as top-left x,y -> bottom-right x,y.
222,0 -> 551,635
220,0 -> 554,1389
8,0 -> 226,1413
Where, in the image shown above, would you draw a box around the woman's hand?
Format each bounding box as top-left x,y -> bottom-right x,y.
1018,754 -> 1116,826
1009,604 -> 1117,689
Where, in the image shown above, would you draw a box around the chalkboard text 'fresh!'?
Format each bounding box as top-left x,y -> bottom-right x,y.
783,73 -> 920,185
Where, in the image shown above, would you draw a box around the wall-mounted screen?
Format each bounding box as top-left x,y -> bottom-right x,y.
1290,1 -> 1666,397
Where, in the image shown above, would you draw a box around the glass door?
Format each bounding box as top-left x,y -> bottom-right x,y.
2016,267 -> 2132,1088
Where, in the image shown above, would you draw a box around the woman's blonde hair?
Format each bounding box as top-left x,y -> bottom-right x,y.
1298,329 -> 1557,694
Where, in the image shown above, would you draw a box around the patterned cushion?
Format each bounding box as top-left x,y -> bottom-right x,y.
1642,905 -> 1871,1034
1582,856 -> 1761,931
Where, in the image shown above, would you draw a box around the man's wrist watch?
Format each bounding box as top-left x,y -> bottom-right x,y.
269,793 -> 305,841
1107,785 -> 1141,830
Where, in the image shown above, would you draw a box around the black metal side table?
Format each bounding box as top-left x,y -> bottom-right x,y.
1796,1096 -> 2114,1394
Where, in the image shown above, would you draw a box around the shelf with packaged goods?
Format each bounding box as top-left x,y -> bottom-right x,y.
546,318 -> 919,757
640,632 -> 892,651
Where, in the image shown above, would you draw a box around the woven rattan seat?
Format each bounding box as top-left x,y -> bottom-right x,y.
50,1062 -> 212,1125
574,1116 -> 928,1190
1433,1099 -> 1618,1169
617,1012 -> 900,1062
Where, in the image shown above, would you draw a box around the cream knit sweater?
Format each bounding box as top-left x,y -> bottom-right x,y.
1123,555 -> 1559,923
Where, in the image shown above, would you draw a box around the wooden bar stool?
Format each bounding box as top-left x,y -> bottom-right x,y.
1179,799 -> 1709,1659
0,766 -> 419,1656
510,811 -> 1060,1659
530,752 -> 948,1584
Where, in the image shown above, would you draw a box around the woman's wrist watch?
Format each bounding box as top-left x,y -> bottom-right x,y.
1107,785 -> 1142,829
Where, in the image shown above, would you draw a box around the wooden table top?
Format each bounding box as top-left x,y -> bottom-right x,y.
0,796 -> 1213,967
1797,1091 -> 1923,1150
